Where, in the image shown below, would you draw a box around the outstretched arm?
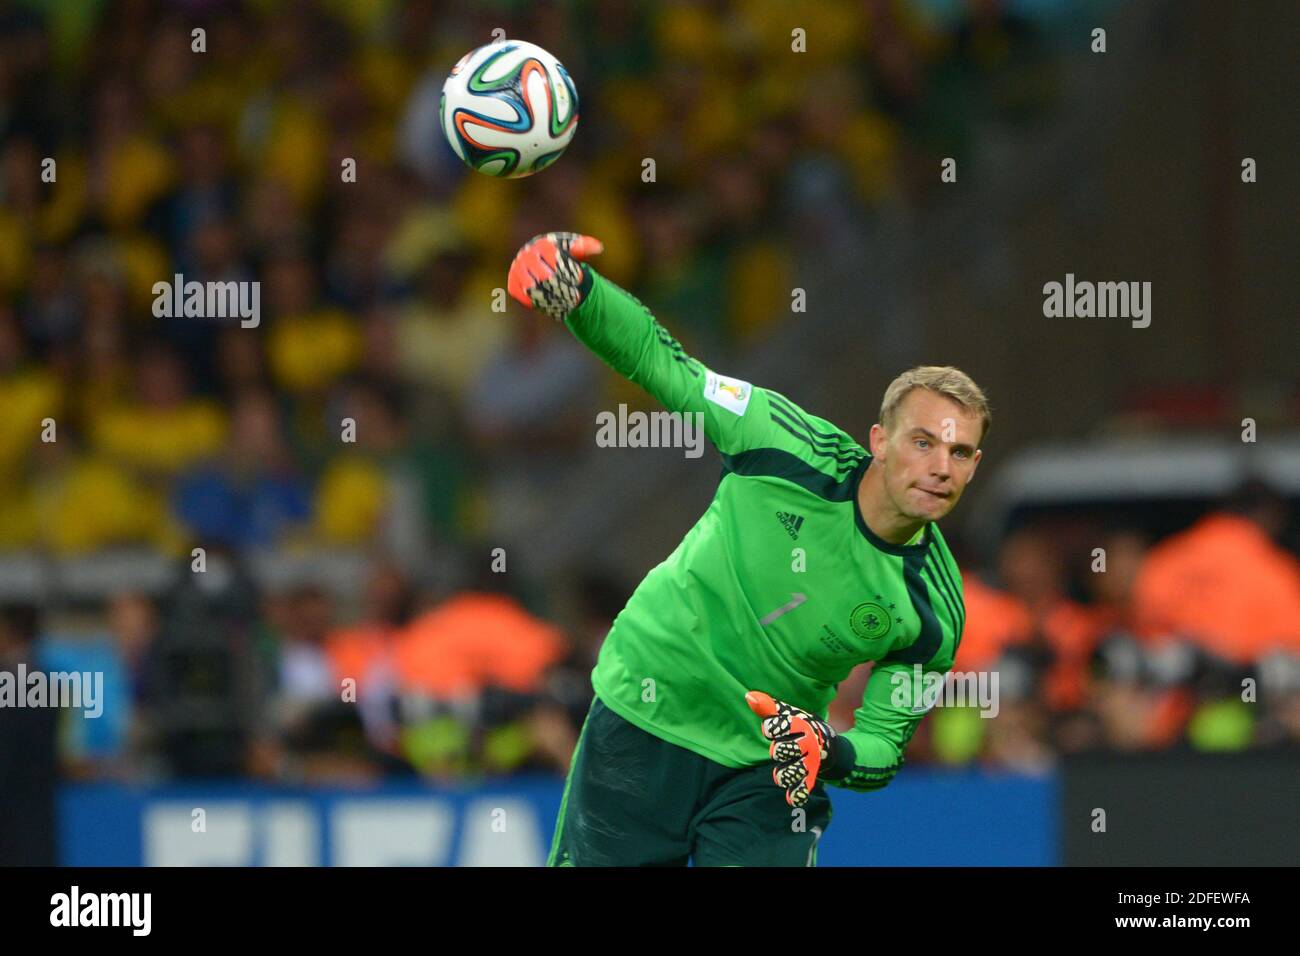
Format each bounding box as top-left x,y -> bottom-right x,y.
507,232 -> 772,456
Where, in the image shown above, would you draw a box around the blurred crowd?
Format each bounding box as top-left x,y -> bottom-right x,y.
1,555 -> 625,785
0,0 -> 1059,558
2,482 -> 1298,793
17,0 -> 1283,798
869,482 -> 1300,771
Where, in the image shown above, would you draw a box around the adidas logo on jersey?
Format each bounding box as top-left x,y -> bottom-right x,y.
776,511 -> 804,540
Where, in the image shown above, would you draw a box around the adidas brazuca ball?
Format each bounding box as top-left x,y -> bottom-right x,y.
439,40 -> 579,178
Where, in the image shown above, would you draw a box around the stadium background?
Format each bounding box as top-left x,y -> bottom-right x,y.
0,0 -> 1296,865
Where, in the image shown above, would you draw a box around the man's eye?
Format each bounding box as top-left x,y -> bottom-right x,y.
954,449 -> 968,460
915,439 -> 929,449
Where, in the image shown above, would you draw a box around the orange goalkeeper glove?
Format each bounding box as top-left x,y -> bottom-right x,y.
746,690 -> 839,808
506,232 -> 604,321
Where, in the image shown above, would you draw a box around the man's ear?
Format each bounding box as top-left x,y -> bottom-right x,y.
868,423 -> 887,457
967,448 -> 983,483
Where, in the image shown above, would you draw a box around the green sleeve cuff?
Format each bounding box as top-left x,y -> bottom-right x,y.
822,734 -> 858,781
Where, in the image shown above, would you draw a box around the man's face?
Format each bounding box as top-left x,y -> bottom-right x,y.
869,389 -> 983,523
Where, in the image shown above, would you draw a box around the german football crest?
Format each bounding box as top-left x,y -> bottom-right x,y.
849,601 -> 892,641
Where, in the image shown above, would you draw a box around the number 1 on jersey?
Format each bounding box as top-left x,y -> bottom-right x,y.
759,593 -> 807,627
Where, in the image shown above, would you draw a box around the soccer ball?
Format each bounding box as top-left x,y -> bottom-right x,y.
439,40 -> 579,179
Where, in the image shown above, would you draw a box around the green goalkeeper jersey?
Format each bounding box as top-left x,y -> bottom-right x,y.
569,270 -> 965,792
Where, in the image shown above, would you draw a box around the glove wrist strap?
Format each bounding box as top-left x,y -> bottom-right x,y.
821,734 -> 857,780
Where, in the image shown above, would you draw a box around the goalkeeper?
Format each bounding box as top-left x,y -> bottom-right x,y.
508,233 -> 990,867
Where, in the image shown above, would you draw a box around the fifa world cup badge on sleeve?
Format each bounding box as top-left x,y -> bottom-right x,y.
704,371 -> 753,416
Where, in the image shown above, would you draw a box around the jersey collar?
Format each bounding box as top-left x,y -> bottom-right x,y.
852,455 -> 932,556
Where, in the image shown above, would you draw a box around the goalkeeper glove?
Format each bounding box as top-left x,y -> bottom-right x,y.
506,232 -> 604,321
746,690 -> 838,808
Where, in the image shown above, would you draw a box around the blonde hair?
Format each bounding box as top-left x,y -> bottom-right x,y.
879,366 -> 991,446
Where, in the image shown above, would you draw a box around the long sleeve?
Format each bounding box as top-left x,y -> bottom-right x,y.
820,659 -> 945,792
565,268 -> 777,456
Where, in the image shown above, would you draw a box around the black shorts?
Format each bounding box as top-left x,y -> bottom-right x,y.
548,695 -> 832,866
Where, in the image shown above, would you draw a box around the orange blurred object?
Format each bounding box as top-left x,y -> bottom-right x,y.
325,624 -> 392,686
955,572 -> 1033,672
393,592 -> 567,697
958,571 -> 1108,711
1038,600 -> 1108,712
1134,513 -> 1300,662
